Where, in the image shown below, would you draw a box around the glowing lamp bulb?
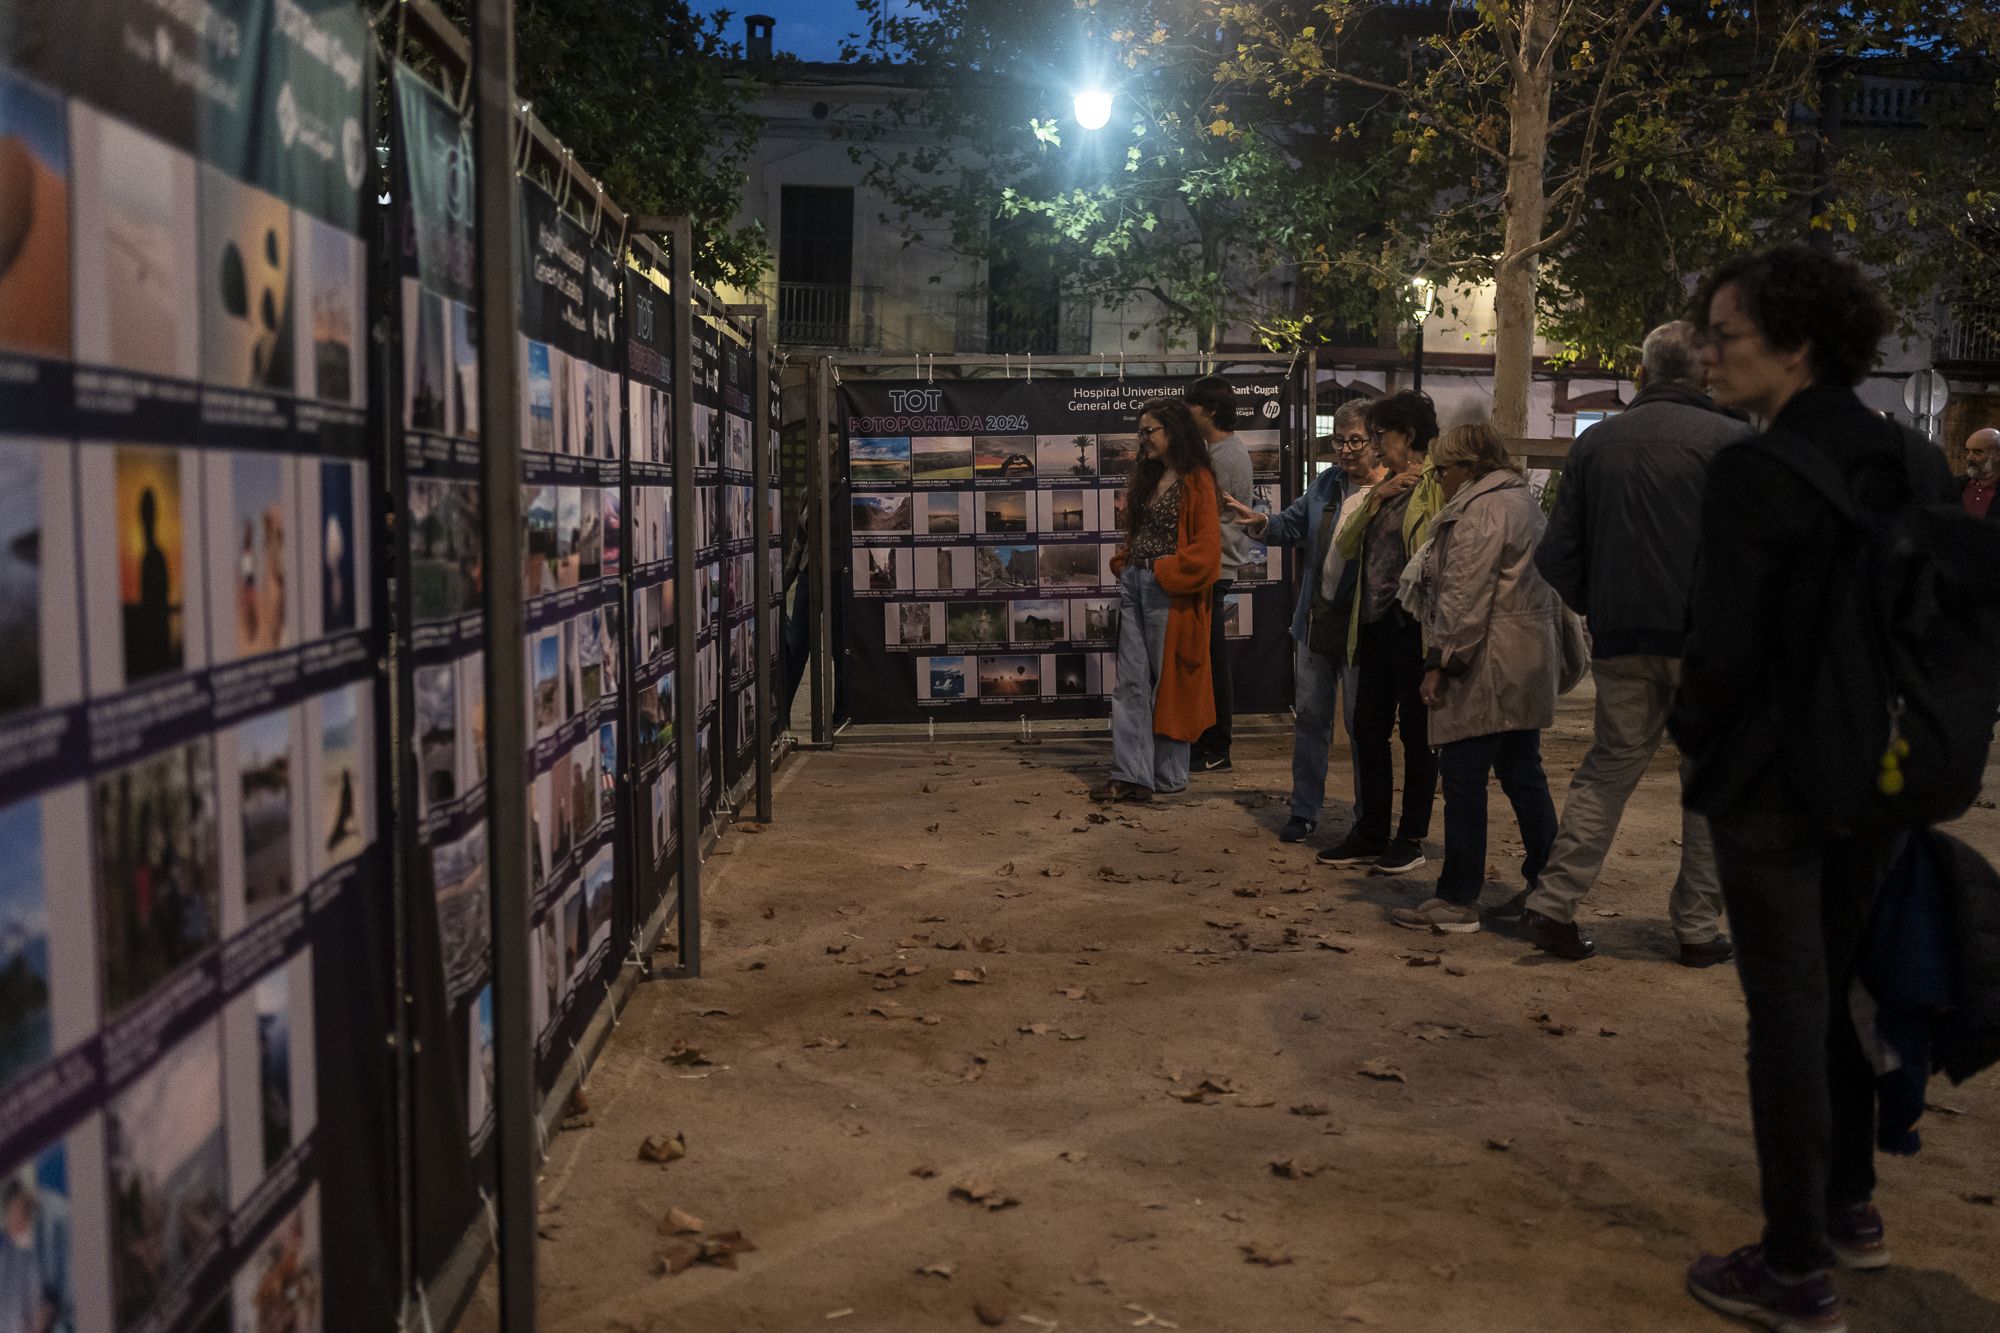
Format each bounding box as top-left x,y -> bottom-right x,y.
1073,89 -> 1113,131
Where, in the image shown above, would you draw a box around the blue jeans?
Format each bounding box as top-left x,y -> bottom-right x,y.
1110,566 -> 1189,792
1437,729 -> 1558,906
1289,639 -> 1359,822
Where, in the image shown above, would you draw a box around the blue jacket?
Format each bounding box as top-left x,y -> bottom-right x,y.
1262,467 -> 1354,643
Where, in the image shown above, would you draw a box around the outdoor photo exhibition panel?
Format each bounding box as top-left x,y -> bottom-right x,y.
0,5 -> 400,1331
392,61 -> 500,1288
516,181 -> 625,1097
625,263 -> 682,931
719,331 -> 759,791
690,317 -> 725,812
837,376 -> 1296,724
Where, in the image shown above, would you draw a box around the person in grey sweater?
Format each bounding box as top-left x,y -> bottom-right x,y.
1183,376 -> 1256,772
1510,321 -> 1749,965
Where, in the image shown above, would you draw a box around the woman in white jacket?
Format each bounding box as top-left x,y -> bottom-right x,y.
1391,423 -> 1564,933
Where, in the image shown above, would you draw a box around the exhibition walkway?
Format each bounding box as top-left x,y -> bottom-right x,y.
462,702 -> 2000,1332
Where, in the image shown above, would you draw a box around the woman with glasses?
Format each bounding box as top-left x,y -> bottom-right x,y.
1224,399 -> 1385,842
1317,390 -> 1444,876
1391,422 -> 1562,932
1092,399 -> 1222,803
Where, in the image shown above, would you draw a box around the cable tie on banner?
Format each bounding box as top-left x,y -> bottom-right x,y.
1119,350 -> 1126,382
478,1188 -> 501,1248
1004,352 -> 1011,379
1026,352 -> 1033,382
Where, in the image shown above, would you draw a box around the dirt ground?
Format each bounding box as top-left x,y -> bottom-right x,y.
469,694 -> 2000,1332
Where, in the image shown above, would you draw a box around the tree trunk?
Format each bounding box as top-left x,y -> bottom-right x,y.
1490,2 -> 1556,440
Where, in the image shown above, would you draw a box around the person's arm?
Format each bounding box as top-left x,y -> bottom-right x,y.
1153,476 -> 1223,594
1424,511 -> 1506,679
1676,448 -> 1788,744
1257,481 -> 1318,547
1534,446 -> 1588,614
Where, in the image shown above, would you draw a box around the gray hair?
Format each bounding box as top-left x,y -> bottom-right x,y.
1641,321 -> 1704,388
1331,399 -> 1372,433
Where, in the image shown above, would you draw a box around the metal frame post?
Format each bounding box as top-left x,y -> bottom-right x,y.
469,0 -> 535,1326
667,220 -> 703,974
809,357 -> 835,744
730,304 -> 776,820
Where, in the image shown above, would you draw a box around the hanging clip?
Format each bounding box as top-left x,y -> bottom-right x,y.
1025,351 -> 1033,382
1118,350 -> 1126,382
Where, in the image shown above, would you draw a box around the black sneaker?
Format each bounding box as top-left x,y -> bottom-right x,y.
1193,752 -> 1232,772
1369,838 -> 1426,876
1680,936 -> 1736,968
1315,832 -> 1388,867
1278,816 -> 1316,843
1485,888 -> 1532,923
1522,909 -> 1596,960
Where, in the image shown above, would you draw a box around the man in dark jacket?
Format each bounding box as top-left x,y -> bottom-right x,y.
1514,322 -> 1748,965
1959,426 -> 1997,520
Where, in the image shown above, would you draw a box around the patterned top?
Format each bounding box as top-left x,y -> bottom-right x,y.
1129,477 -> 1183,562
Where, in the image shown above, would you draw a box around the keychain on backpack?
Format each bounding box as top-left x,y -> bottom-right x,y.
1878,696 -> 1910,797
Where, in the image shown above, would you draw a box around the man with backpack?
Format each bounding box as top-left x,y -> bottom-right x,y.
1674,245 -> 1997,1333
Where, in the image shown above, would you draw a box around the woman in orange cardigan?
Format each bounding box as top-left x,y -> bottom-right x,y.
1092,398 -> 1223,803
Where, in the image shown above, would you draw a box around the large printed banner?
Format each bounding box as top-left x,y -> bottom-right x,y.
626,265 -> 681,924
0,5 -> 398,1331
719,337 -> 759,791
392,63 -> 495,1287
515,181 -> 624,1095
689,320 -> 725,811
837,378 -> 1295,724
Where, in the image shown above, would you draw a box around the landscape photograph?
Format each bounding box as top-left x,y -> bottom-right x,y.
910,436 -> 972,480
973,435 -> 1036,479
849,437 -> 911,485
1010,598 -> 1066,644
1036,434 -> 1098,479
977,654 -> 1041,698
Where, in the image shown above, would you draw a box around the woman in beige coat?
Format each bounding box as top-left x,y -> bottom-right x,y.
1390,423 -> 1563,933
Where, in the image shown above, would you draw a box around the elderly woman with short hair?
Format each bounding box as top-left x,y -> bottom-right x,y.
1390,422 -> 1563,933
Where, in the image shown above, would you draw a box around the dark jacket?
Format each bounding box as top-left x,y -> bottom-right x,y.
1534,382 -> 1748,658
1672,385 -> 1955,816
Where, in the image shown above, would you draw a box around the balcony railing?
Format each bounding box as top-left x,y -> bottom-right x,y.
770,282 -> 881,350
953,290 -> 1093,355
1938,303 -> 2000,370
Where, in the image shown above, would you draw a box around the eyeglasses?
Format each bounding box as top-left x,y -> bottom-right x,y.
1334,435 -> 1370,449
1136,425 -> 1162,439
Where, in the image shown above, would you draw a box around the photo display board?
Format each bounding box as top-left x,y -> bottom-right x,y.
837,377 -> 1295,724
625,263 -> 680,924
515,180 -> 625,1095
689,318 -> 724,811
767,356 -> 786,695
719,334 -> 758,790
391,62 -> 498,1284
0,5 -> 400,1330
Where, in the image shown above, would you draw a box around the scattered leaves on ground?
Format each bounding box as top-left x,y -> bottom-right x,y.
638,1133 -> 687,1164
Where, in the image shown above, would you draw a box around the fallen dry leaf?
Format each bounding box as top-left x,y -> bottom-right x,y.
1486,1138 -> 1513,1152
1059,987 -> 1088,1001
998,861 -> 1016,876
915,1262 -> 956,1279
664,1039 -> 712,1067
960,1055 -> 988,1082
1058,1150 -> 1089,1163
659,1207 -> 704,1235
1098,865 -> 1132,883
692,1007 -> 734,1018
1355,1058 -> 1406,1083
950,967 -> 988,984
804,1035 -> 848,1050
1289,1103 -> 1330,1117
825,944 -> 848,955
1241,1240 -> 1294,1266
911,1164 -> 939,1179
926,822 -> 941,833
1040,868 -> 1066,878
949,1174 -> 1020,1210
1269,1158 -> 1320,1179
1057,1031 -> 1086,1041
1019,1023 -> 1051,1036
822,1311 -> 853,1321
1231,886 -> 1261,898
1530,1012 -> 1573,1037
638,1133 -> 687,1164
1965,1192 -> 1997,1206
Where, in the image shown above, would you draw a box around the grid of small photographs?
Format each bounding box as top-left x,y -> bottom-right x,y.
0,24 -> 376,1331
850,427 -> 1135,705
625,266 -> 679,898
689,320 -> 727,807
516,218 -> 626,1067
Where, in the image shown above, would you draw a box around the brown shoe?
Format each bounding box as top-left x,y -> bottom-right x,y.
1089,780 -> 1152,804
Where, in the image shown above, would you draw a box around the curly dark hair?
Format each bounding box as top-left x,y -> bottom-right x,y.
1124,398 -> 1212,541
1690,244 -> 1890,388
1366,390 -> 1439,452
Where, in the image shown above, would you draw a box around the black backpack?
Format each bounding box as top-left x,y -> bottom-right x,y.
1750,429 -> 2000,833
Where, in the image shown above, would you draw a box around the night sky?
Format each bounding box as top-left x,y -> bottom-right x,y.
696,0 -> 882,63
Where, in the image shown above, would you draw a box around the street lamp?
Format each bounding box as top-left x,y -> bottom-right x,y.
1409,275 -> 1438,393
1073,88 -> 1113,130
